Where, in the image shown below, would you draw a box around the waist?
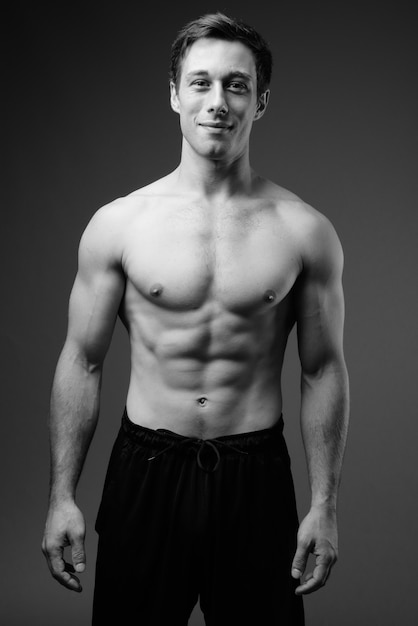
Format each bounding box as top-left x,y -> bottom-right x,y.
122,407 -> 285,452
126,384 -> 283,438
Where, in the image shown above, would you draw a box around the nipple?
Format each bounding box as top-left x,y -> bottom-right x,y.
150,283 -> 163,297
263,289 -> 276,303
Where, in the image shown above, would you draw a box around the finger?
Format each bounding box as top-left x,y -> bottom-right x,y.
63,561 -> 83,590
295,560 -> 331,595
71,536 -> 86,573
53,555 -> 83,592
42,540 -> 65,578
44,543 -> 83,592
51,553 -> 83,592
291,541 -> 310,579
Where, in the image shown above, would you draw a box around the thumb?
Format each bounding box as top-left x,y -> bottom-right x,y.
71,536 -> 86,573
291,541 -> 309,579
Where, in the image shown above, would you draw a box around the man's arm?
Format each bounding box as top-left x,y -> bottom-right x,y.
42,205 -> 125,592
291,211 -> 350,595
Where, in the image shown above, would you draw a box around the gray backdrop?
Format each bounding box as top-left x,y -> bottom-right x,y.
3,1 -> 417,624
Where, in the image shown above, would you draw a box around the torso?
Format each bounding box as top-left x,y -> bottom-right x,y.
113,175 -> 309,438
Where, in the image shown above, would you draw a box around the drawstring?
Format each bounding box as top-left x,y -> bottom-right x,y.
147,433 -> 248,473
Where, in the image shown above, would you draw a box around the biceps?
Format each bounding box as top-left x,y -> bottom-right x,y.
66,267 -> 125,365
296,279 -> 345,375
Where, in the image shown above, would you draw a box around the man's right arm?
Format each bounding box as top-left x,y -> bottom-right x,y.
42,205 -> 126,592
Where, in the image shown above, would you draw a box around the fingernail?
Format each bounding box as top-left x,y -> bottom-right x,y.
292,569 -> 301,578
75,563 -> 85,573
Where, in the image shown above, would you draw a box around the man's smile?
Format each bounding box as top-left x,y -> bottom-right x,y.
198,121 -> 232,133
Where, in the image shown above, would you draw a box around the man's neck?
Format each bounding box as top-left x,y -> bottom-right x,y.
174,141 -> 255,201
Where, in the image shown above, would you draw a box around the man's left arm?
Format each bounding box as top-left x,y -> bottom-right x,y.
291,213 -> 350,595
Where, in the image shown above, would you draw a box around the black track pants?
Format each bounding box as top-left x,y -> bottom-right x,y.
92,409 -> 304,625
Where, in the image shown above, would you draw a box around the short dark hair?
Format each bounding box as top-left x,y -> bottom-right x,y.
170,12 -> 273,97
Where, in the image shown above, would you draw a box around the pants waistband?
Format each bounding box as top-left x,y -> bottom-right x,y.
121,408 -> 285,472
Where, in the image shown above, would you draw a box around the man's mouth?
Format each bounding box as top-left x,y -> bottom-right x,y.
199,121 -> 231,129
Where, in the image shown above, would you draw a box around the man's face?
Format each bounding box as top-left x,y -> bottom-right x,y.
170,38 -> 269,162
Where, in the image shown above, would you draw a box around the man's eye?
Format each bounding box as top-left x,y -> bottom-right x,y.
229,82 -> 247,91
192,80 -> 209,88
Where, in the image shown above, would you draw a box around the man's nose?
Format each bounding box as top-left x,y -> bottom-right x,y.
206,85 -> 228,115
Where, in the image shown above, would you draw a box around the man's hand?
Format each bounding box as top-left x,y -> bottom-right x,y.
42,501 -> 86,592
291,506 -> 338,595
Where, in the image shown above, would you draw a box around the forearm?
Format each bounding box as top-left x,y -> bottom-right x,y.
48,343 -> 102,505
300,361 -> 349,510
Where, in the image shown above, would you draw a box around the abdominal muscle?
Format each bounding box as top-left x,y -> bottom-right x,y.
124,294 -> 292,439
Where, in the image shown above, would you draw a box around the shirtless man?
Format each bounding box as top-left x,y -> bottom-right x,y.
42,13 -> 349,626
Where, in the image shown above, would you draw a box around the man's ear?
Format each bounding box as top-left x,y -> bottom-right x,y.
170,81 -> 180,114
254,89 -> 270,121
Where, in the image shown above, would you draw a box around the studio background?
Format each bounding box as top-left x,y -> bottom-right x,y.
3,1 -> 417,624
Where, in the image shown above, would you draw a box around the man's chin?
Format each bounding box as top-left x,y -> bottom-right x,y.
185,135 -> 237,162
198,142 -> 231,160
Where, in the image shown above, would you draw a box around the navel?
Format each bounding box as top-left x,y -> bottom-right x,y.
263,289 -> 276,303
150,283 -> 163,298
197,396 -> 208,407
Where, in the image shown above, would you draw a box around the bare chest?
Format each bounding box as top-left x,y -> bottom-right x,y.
122,207 -> 301,313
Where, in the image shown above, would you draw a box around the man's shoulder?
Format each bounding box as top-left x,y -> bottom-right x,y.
263,179 -> 343,271
263,181 -> 329,229
287,201 -> 343,276
77,193 -> 144,263
83,174 -> 175,233
79,196 -> 135,248
78,174 -> 176,262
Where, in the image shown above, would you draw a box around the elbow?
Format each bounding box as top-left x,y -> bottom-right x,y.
60,340 -> 105,374
301,353 -> 349,388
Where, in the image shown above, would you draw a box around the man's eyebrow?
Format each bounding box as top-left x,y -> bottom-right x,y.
184,71 -> 210,80
185,70 -> 253,81
227,71 -> 253,81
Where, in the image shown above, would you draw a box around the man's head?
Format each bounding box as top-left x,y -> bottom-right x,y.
170,12 -> 272,99
169,14 -> 272,162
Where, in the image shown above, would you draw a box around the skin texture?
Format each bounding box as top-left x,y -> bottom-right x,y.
42,37 -> 349,597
